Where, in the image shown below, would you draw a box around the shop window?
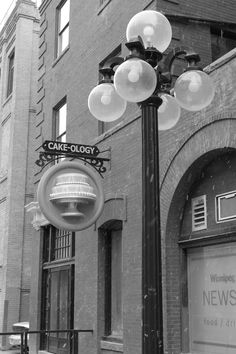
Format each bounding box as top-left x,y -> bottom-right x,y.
56,0 -> 70,57
211,26 -> 236,62
41,225 -> 74,354
99,220 -> 123,340
6,50 -> 14,97
187,243 -> 236,354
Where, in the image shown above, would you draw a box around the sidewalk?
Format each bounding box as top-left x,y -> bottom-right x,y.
0,350 -> 20,354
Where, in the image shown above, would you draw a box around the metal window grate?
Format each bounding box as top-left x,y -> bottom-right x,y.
192,195 -> 207,231
54,229 -> 71,260
43,225 -> 74,263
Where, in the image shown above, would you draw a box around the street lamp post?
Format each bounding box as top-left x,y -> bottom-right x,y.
88,10 -> 215,354
141,94 -> 163,353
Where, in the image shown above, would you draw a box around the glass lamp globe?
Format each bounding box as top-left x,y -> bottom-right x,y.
158,94 -> 181,130
88,83 -> 127,122
126,10 -> 172,52
114,58 -> 157,103
174,70 -> 215,111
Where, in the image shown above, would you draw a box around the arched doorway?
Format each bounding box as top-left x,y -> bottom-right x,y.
165,149 -> 236,354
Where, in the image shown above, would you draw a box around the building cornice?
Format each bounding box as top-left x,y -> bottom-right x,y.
0,14 -> 39,54
165,12 -> 236,26
0,0 -> 39,41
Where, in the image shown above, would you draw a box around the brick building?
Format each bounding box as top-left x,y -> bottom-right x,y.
28,0 -> 236,354
0,0 -> 39,349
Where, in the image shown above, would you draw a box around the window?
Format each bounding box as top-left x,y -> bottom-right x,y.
187,244 -> 236,354
216,190 -> 236,223
53,99 -> 67,163
211,26 -> 236,62
41,225 -> 74,353
53,99 -> 67,142
99,221 -> 123,339
43,226 -> 75,263
7,50 -> 14,97
98,45 -> 122,135
57,0 -> 70,56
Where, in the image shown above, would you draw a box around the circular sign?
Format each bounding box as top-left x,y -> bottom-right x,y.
37,161 -> 104,231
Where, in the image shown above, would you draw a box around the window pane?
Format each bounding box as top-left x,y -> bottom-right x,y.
188,244 -> 236,354
59,270 -> 69,331
98,46 -> 122,135
52,229 -> 72,261
59,26 -> 69,53
111,229 -> 122,335
43,226 -> 74,263
103,226 -> 123,337
59,0 -> 70,32
104,235 -> 112,336
43,227 -> 50,262
58,103 -> 67,136
40,270 -> 50,349
211,27 -> 236,62
60,133 -> 66,142
7,52 -> 14,97
50,271 -> 59,330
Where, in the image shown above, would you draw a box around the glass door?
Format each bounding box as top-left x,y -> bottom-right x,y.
41,265 -> 74,354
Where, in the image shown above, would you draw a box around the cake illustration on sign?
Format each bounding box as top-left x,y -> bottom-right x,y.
49,173 -> 97,218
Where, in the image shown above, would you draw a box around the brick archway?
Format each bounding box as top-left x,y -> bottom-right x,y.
161,117 -> 236,354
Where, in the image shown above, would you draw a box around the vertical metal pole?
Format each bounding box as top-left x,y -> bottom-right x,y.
141,96 -> 163,354
24,331 -> 28,354
73,330 -> 79,354
20,333 -> 24,354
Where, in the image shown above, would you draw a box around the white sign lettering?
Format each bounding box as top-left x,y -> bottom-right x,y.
44,140 -> 98,156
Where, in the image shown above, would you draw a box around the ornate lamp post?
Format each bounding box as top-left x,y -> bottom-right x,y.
88,10 -> 214,354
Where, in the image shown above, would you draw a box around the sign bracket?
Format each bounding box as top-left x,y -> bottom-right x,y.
35,140 -> 110,177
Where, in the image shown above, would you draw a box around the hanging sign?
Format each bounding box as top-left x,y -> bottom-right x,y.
37,161 -> 104,231
42,140 -> 99,157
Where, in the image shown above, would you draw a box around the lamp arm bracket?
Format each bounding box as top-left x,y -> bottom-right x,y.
102,56 -> 124,70
160,45 -> 201,76
99,57 -> 124,82
145,47 -> 163,68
